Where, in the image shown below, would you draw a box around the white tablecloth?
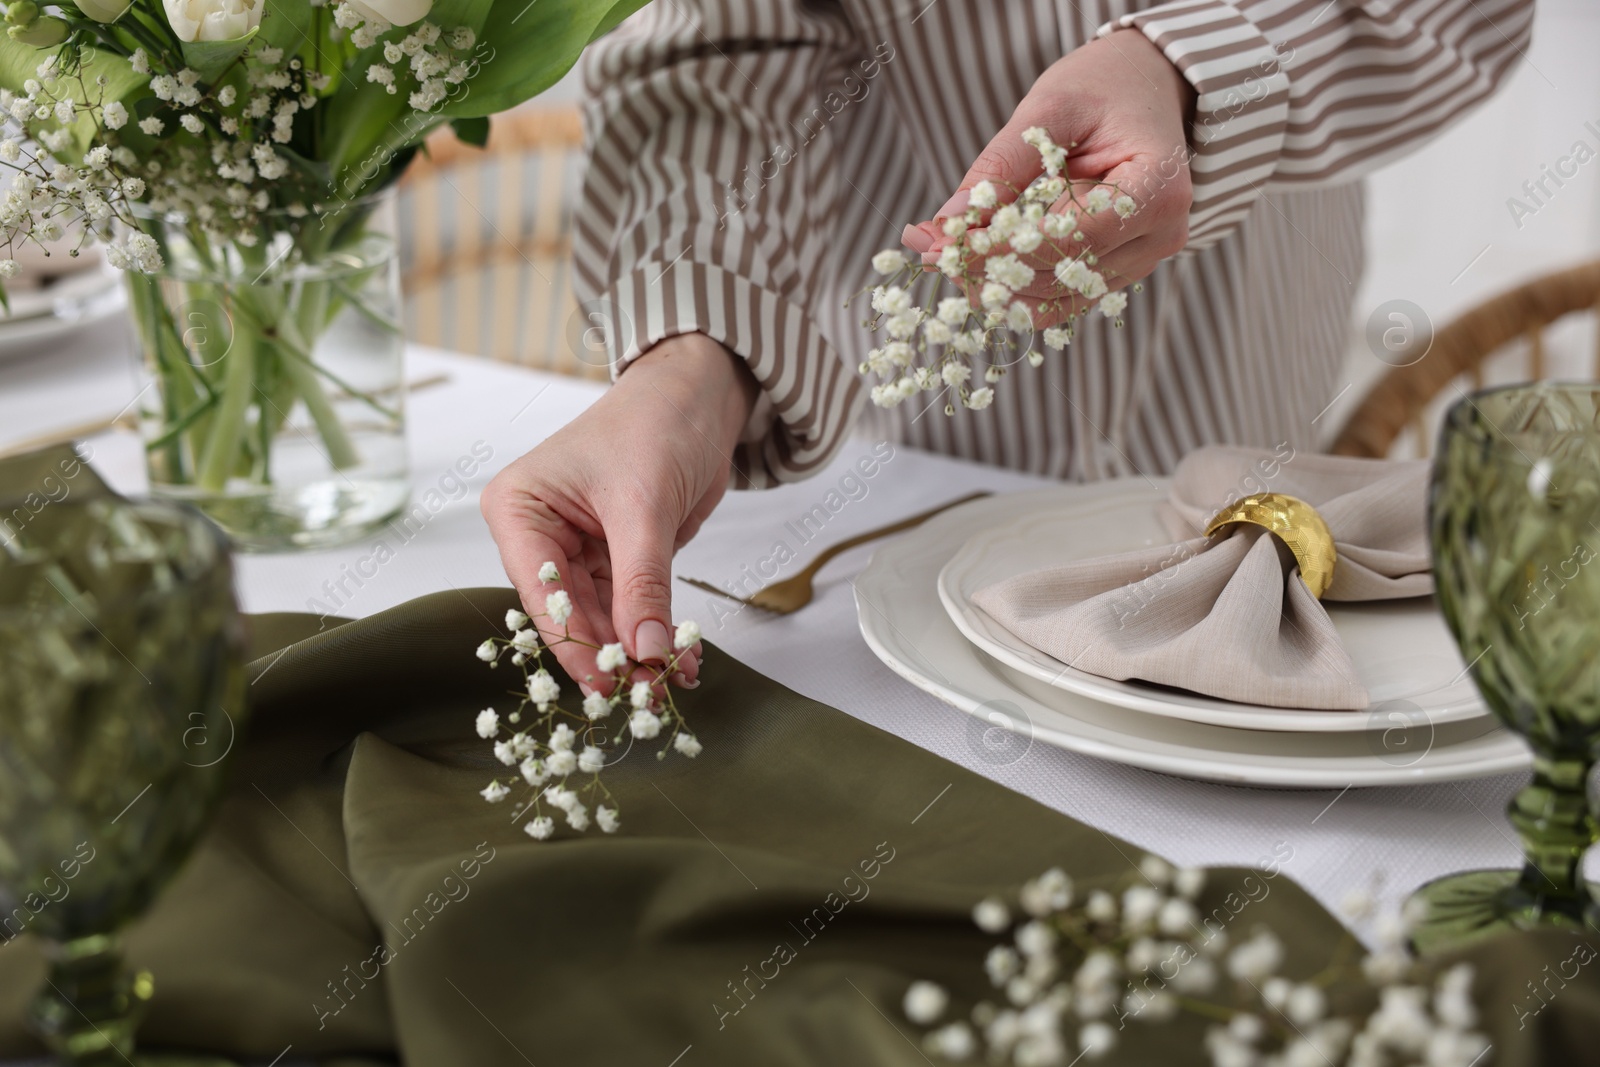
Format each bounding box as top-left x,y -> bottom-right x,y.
2,322 -> 1572,954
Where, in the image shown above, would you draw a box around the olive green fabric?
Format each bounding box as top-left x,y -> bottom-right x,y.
0,447 -> 1596,1066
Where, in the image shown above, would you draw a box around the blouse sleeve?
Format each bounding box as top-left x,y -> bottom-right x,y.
572,0 -> 871,488
1101,0 -> 1535,249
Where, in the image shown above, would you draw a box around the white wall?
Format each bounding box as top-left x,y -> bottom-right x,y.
1330,0 -> 1600,443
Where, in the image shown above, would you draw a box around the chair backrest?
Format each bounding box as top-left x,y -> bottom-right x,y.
398,105 -> 609,380
1332,260 -> 1600,459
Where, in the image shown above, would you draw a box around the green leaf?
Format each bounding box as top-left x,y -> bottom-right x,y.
259,0 -> 313,56
450,115 -> 489,148
0,36 -> 146,162
0,31 -> 51,93
180,25 -> 257,82
320,76 -> 445,195
436,0 -> 649,119
426,0 -> 495,34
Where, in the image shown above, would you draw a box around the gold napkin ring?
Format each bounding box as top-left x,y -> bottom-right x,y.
1203,492 -> 1338,599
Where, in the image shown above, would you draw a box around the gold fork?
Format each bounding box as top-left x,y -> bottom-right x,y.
678,490 -> 991,615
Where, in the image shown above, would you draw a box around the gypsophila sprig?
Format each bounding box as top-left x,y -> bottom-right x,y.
473,565 -> 704,841
910,857 -> 1492,1067
855,128 -> 1143,415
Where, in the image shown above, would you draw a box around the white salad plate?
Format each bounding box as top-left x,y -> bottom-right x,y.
0,264 -> 125,360
937,481 -> 1489,733
854,483 -> 1530,788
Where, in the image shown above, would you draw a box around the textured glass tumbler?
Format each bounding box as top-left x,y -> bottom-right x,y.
1413,382 -> 1600,954
0,499 -> 247,1064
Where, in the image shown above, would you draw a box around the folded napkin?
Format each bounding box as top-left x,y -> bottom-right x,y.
973,446 -> 1432,711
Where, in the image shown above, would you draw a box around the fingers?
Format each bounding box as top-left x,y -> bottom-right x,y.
602,497 -> 681,679
481,476 -> 612,693
938,116 -> 1047,220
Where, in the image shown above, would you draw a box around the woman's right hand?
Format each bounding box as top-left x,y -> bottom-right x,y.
481,332 -> 758,691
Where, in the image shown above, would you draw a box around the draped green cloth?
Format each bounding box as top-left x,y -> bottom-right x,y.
0,447 -> 1595,1066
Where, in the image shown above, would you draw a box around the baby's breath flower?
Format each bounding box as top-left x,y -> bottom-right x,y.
904,981 -> 948,1025
628,708 -> 661,740
480,780 -> 510,803
674,619 -> 701,650
597,805 -> 620,833
524,816 -> 554,840
526,669 -> 560,707
545,589 -> 572,625
583,690 -> 611,720
969,180 -> 998,209
596,643 -> 627,672
475,708 -> 499,738
872,247 -> 907,275
673,732 -> 702,758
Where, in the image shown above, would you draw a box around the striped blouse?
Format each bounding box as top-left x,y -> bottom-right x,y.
572,0 -> 1533,487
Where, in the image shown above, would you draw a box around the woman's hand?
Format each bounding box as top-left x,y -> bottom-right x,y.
902,29 -> 1196,319
481,333 -> 758,691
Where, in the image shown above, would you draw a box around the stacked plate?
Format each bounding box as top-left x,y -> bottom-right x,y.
0,260 -> 125,360
854,481 -> 1531,788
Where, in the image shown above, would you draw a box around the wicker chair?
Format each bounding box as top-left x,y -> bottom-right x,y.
399,105 -> 609,380
1332,260 -> 1600,459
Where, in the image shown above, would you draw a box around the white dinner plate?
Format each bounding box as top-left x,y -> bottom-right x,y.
0,265 -> 125,361
855,484 -> 1530,788
936,482 -> 1489,733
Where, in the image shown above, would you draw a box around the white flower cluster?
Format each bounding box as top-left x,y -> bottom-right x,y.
474,564 -> 704,841
0,9 -> 483,279
0,57 -> 152,275
859,128 -> 1139,414
346,9 -> 477,111
125,44 -> 330,244
908,856 -> 1492,1067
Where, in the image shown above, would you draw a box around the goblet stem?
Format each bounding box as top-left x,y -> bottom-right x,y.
1506,754 -> 1599,922
29,933 -> 153,1066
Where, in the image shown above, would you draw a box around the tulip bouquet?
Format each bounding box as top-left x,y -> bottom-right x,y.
859,128 -> 1139,416
0,0 -> 644,545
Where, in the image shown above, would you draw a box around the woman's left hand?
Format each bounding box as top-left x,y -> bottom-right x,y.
902,29 -> 1196,324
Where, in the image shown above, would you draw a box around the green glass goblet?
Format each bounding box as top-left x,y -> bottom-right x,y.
0,498 -> 247,1065
1411,382 -> 1600,954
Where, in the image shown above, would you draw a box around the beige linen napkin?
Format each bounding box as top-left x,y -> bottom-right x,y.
972,446 -> 1431,710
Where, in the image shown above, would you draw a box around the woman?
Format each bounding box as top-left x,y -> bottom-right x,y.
482,0 -> 1533,686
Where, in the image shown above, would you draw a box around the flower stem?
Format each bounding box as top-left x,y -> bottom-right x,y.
195,322 -> 256,492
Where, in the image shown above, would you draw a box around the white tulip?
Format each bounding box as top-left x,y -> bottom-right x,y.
75,0 -> 132,22
346,0 -> 432,27
162,0 -> 263,42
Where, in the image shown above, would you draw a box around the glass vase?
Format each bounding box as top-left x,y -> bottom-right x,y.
125,190 -> 410,552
